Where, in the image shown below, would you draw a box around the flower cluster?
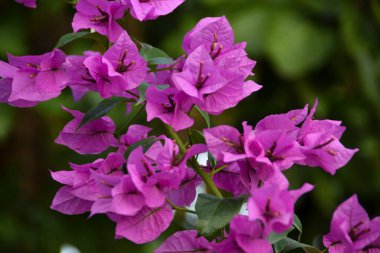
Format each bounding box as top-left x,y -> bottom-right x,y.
52,121 -> 205,244
4,1 -> 375,253
324,195 -> 380,253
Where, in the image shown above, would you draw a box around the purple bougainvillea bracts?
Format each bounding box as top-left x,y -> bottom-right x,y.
5,3 -> 368,252
0,49 -> 68,105
127,0 -> 186,21
55,106 -> 118,154
15,0 -> 36,8
323,195 -> 380,253
72,0 -> 126,42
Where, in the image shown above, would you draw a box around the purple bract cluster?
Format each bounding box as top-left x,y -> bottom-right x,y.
4,1 -> 377,253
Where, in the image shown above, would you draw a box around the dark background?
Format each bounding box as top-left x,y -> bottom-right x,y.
0,0 -> 379,252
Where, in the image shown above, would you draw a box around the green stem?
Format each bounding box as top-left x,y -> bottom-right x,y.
209,164 -> 228,177
164,125 -> 223,198
166,198 -> 196,214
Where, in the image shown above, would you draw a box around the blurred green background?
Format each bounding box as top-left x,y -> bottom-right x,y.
1,0 -> 380,252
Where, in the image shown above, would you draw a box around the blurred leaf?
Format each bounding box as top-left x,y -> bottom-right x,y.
294,214 -> 303,240
79,97 -> 127,129
195,106 -> 211,128
56,31 -> 91,48
118,103 -> 145,133
232,5 -> 271,55
195,194 -> 245,235
269,227 -> 294,244
56,31 -> 108,51
265,11 -> 334,78
139,43 -> 173,65
274,237 -> 321,253
137,82 -> 149,105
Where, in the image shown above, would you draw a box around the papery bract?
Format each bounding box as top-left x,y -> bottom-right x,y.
55,107 -> 118,154
155,230 -> 213,253
113,205 -> 174,244
248,182 -> 314,235
127,0 -> 186,21
323,195 -> 380,253
4,49 -> 68,104
146,86 -> 194,131
104,31 -> 147,90
213,215 -> 272,253
183,16 -> 234,55
72,0 -> 126,42
172,45 -> 226,102
297,100 -> 359,175
15,0 -> 36,8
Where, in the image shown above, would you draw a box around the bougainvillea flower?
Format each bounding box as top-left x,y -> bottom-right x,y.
254,105 -> 308,137
146,86 -> 194,131
83,53 -> 128,98
204,125 -> 245,162
215,42 -> 256,79
119,124 -> 151,146
5,49 -> 68,104
212,162 -> 248,197
213,215 -> 273,253
297,100 -> 359,175
113,205 -> 174,244
15,0 -> 36,8
90,174 -> 145,217
323,195 -> 380,253
244,130 -> 304,178
50,164 -> 96,215
166,168 -> 200,206
172,45 -> 226,101
248,182 -> 314,235
127,146 -> 182,208
127,0 -> 186,21
64,54 -> 98,101
199,77 -> 261,115
0,63 -> 38,107
104,31 -> 147,90
55,107 -> 118,154
155,230 -> 213,253
183,16 -> 234,55
72,0 -> 126,42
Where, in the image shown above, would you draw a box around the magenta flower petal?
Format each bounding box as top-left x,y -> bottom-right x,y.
183,16 -> 234,55
128,0 -> 185,21
204,125 -> 243,162
115,205 -> 174,244
51,186 -> 93,215
55,106 -> 117,154
155,230 -> 212,253
15,0 -> 37,8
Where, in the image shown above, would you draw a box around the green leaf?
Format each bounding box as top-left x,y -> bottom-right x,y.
78,97 -> 126,129
195,194 -> 245,235
265,11 -> 334,78
137,82 -> 150,105
293,214 -> 303,240
274,237 -> 321,253
55,31 -> 91,48
195,106 -> 211,128
189,129 -> 206,145
121,103 -> 145,129
124,137 -> 158,160
55,31 -> 109,51
269,227 -> 294,244
139,43 -> 173,65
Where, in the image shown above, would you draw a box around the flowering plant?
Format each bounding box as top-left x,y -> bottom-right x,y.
2,1 -> 379,252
